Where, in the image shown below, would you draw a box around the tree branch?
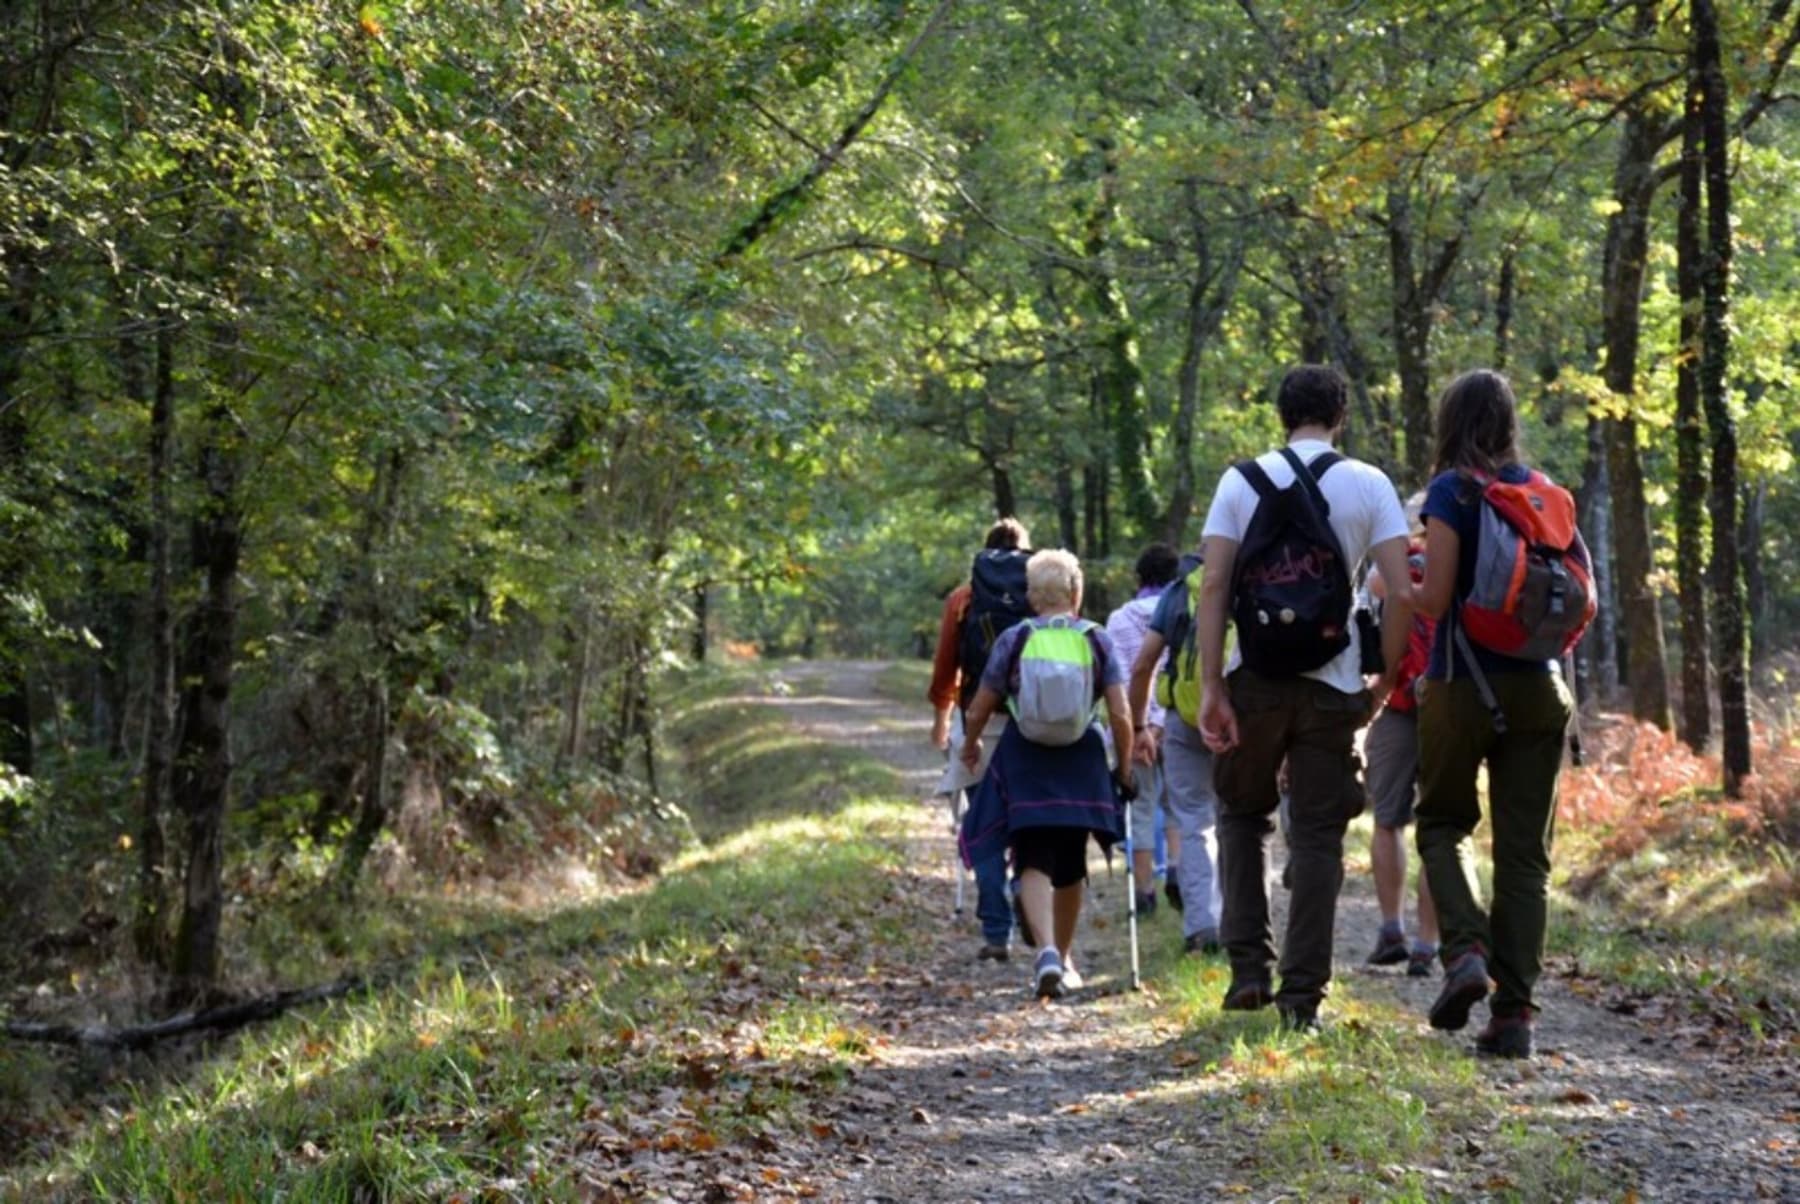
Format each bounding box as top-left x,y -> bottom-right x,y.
4,977 -> 365,1050
715,0 -> 956,266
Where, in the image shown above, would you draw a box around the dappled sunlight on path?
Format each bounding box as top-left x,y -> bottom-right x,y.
761,660 -> 1800,1203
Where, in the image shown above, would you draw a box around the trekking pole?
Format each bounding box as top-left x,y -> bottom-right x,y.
1564,652 -> 1585,767
949,789 -> 970,914
1120,774 -> 1142,992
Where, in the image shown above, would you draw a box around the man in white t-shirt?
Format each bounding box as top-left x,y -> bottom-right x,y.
1194,364 -> 1413,1032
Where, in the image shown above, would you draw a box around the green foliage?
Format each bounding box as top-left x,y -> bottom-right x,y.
8,0 -> 1800,1011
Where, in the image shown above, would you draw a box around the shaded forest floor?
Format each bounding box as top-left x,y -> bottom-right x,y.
3,661 -> 1797,1201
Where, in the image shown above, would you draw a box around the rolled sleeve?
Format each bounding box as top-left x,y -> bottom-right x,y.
928,585 -> 970,710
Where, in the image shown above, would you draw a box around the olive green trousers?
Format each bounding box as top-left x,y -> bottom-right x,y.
1415,672 -> 1572,1015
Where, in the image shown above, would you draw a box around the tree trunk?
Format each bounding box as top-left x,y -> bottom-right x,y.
691,583 -> 709,664
1494,252 -> 1516,371
1291,252 -> 1392,476
335,676 -> 391,892
1386,186 -> 1436,487
1578,421 -> 1621,702
1599,99 -> 1673,731
1385,182 -> 1476,488
560,606 -> 594,768
1159,181 -> 1242,546
335,448 -> 406,890
1054,458 -> 1078,551
0,254 -> 35,776
1673,69 -> 1710,752
170,404 -> 241,1001
1082,382 -> 1103,557
988,455 -> 1017,520
1081,140 -> 1158,536
138,319 -> 177,964
1695,0 -> 1749,793
1742,482 -> 1769,661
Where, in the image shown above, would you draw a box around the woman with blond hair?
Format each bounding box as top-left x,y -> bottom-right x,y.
959,549 -> 1132,998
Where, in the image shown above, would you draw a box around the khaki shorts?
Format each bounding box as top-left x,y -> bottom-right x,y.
1363,707 -> 1419,828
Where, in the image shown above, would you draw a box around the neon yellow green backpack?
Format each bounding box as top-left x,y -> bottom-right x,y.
1153,559 -> 1232,728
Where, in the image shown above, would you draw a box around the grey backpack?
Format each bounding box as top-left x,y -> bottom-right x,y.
1007,617 -> 1101,746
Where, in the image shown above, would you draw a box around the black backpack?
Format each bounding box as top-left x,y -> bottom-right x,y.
1229,448 -> 1354,676
958,548 -> 1033,707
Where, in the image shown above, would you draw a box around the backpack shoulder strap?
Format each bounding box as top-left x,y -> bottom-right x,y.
1278,446 -> 1335,518
1234,457 -> 1279,501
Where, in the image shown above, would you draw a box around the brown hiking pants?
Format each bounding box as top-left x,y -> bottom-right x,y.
1213,668 -> 1369,1010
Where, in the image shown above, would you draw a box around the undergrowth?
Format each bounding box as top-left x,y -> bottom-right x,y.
1551,719 -> 1800,1021
2,666 -> 919,1201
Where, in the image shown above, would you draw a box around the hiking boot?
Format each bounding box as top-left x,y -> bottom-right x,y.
1221,978 -> 1274,1012
1164,879 -> 1183,912
1406,948 -> 1436,978
1032,948 -> 1066,999
1278,1002 -> 1322,1034
1183,930 -> 1222,956
1428,949 -> 1490,1031
1366,930 -> 1410,967
1474,1010 -> 1534,1059
1134,890 -> 1158,917
1013,892 -> 1038,950
977,943 -> 1009,962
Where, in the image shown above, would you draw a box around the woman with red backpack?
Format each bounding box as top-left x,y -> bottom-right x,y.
1412,369 -> 1592,1060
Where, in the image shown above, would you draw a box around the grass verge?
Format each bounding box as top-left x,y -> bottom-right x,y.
4,668 -> 918,1202
662,667 -> 902,842
1138,936 -> 1595,1201
870,660 -> 931,706
1550,814 -> 1800,1032
1545,717 -> 1800,1038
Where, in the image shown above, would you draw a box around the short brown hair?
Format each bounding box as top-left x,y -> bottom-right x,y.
984,517 -> 1030,551
1276,365 -> 1349,433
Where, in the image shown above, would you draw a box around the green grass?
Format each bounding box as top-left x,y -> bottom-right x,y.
1136,926 -> 1595,1201
7,803 -> 917,1202
1549,820 -> 1800,1021
870,659 -> 932,705
3,668 -> 919,1203
662,674 -> 902,842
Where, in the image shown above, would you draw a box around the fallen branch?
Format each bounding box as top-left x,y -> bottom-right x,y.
3,977 -> 365,1050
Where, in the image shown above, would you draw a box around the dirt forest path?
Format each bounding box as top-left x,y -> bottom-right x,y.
750,661 -> 1798,1203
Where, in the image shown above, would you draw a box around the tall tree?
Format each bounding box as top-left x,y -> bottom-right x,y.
1599,84 -> 1675,732
1674,53 -> 1711,752
1694,0 -> 1750,794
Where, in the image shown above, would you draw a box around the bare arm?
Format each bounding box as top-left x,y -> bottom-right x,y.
1104,682 -> 1134,778
958,684 -> 1002,770
1416,518 -> 1460,620
1197,535 -> 1240,752
1365,534 -> 1413,705
1127,631 -> 1166,764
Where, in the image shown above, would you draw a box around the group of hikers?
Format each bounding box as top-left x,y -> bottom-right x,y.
926,365 -> 1593,1060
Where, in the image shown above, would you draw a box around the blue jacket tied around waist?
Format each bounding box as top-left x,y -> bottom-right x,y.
959,724 -> 1124,868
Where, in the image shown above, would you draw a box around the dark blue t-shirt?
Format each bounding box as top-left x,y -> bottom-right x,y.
1422,466 -> 1554,681
1148,578 -> 1186,642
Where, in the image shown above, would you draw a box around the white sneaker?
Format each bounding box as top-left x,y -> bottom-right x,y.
1061,962 -> 1084,991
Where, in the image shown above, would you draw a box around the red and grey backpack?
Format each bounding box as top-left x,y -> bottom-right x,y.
1451,469 -> 1596,729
